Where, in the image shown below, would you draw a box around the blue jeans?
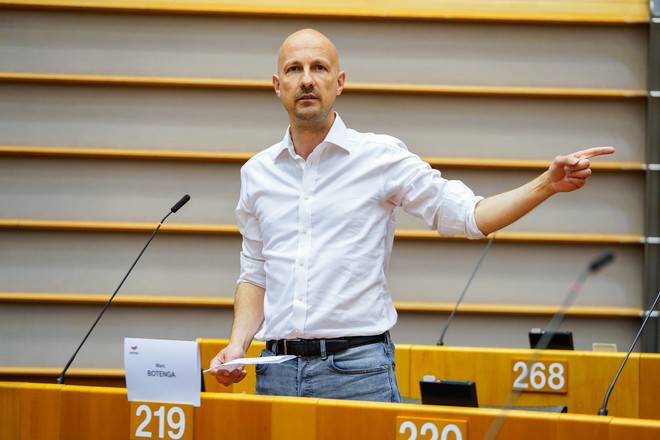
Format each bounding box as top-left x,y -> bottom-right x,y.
255,334 -> 402,402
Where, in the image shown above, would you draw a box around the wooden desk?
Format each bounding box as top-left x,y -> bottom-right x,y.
199,340 -> 659,419
3,341 -> 656,422
2,381 -> 659,440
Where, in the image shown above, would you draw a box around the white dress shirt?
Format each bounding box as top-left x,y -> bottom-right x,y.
236,114 -> 484,341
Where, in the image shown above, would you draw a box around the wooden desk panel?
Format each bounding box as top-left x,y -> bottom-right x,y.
1,382 -> 659,440
638,354 -> 660,420
0,382 -> 60,440
315,399 -> 561,440
408,346 -> 641,418
556,414 -> 610,439
608,418 -> 660,440
195,393 -> 274,439
59,385 -> 129,440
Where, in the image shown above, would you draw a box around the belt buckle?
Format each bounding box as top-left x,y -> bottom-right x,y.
283,338 -> 303,356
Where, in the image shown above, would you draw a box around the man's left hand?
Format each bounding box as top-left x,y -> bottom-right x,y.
547,146 -> 615,193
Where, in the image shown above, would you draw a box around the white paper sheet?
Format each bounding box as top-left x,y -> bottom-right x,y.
203,355 -> 296,373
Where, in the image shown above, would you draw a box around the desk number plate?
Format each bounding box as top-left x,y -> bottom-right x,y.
130,402 -> 193,440
397,416 -> 467,440
511,359 -> 568,394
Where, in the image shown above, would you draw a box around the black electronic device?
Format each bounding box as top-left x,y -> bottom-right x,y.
420,379 -> 478,408
529,329 -> 574,350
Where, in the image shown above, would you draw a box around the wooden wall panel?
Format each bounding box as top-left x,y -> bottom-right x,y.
0,84 -> 645,161
0,10 -> 647,87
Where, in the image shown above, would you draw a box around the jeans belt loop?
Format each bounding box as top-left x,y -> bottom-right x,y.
320,339 -> 327,360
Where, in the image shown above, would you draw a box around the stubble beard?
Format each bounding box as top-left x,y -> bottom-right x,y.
293,102 -> 331,127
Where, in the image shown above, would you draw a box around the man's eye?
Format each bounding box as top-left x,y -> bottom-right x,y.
314,65 -> 328,71
287,66 -> 301,73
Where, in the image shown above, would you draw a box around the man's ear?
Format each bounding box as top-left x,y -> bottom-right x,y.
336,71 -> 346,96
272,74 -> 281,97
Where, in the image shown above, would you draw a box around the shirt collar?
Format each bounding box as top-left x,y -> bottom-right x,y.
274,113 -> 351,162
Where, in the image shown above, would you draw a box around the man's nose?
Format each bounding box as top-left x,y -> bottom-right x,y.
301,68 -> 314,87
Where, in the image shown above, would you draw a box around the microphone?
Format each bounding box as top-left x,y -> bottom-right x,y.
171,194 -> 191,213
55,195 -> 191,384
437,234 -> 495,346
589,252 -> 615,272
597,288 -> 660,416
483,251 -> 614,440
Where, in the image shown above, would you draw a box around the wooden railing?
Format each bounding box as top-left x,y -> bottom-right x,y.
0,72 -> 647,99
0,0 -> 649,24
0,292 -> 647,319
0,219 -> 645,245
0,146 -> 645,172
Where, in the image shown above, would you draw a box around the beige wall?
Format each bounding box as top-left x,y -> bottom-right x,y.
0,8 -> 648,366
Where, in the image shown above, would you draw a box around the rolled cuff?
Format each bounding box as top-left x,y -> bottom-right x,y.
465,196 -> 486,239
237,251 -> 266,288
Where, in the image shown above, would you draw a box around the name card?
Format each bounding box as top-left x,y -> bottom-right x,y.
511,359 -> 568,394
124,337 -> 201,407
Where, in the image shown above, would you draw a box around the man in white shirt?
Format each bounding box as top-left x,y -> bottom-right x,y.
209,29 -> 613,401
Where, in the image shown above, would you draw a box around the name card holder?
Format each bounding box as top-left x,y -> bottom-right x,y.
125,338 -> 201,440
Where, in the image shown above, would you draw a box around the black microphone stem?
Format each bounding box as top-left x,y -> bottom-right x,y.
597,289 -> 660,416
56,210 -> 173,384
437,234 -> 495,346
484,251 -> 614,440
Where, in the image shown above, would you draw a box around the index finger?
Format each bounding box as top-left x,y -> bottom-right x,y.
573,146 -> 615,159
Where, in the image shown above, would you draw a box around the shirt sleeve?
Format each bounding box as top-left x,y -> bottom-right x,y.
381,138 -> 485,239
235,165 -> 267,288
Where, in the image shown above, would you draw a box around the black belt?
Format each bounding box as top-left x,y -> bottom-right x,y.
266,332 -> 387,356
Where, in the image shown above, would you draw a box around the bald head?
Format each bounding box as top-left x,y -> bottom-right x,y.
277,29 -> 340,74
273,29 -> 345,129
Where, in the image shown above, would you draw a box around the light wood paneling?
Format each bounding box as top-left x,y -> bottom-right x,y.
0,367 -> 125,387
638,354 -> 660,420
59,385 -> 128,440
0,11 -> 647,88
0,219 -> 644,244
0,382 -> 61,440
0,84 -> 645,161
195,392 -> 274,439
0,0 -> 649,23
0,156 -> 645,234
408,346 -> 640,418
0,72 -> 647,98
0,145 -> 645,171
2,382 -> 660,440
0,293 -> 647,319
0,231 -> 642,305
